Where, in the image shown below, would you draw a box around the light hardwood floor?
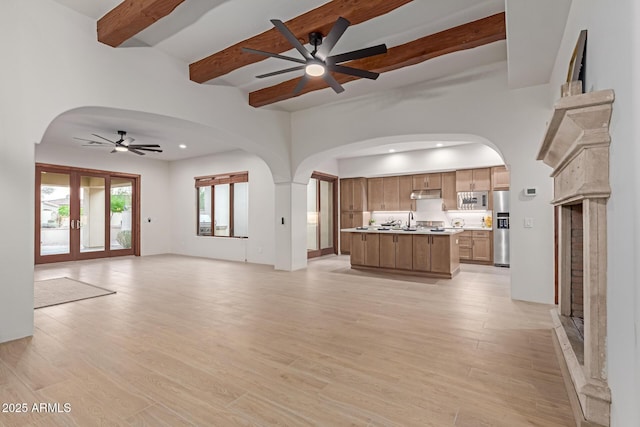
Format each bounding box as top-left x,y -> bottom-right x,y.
0,255 -> 573,426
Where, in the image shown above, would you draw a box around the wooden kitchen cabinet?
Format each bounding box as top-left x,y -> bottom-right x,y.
412,173 -> 442,190
471,230 -> 492,262
412,234 -> 458,273
491,166 -> 510,190
457,231 -> 473,261
456,168 -> 491,191
380,234 -> 412,270
383,176 -> 399,211
441,171 -> 457,211
398,175 -> 415,211
351,233 -> 380,267
340,212 -> 363,254
458,230 -> 492,263
367,176 -> 399,211
340,178 -> 367,211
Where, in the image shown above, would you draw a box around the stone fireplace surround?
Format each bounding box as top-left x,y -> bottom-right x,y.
537,87 -> 614,427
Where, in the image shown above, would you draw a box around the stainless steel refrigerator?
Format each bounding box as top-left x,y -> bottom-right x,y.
493,190 -> 510,267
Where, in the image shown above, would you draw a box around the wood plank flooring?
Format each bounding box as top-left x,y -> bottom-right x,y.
0,255 -> 573,426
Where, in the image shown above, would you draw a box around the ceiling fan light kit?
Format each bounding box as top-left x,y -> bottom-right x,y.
242,16 -> 387,96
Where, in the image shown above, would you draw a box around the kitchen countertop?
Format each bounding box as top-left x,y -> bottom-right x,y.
342,227 -> 464,235
445,226 -> 493,231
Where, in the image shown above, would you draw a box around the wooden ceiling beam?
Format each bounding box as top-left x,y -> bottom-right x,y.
248,13 -> 506,108
98,0 -> 186,47
189,0 -> 413,84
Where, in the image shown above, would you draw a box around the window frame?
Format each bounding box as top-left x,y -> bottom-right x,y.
195,171 -> 248,238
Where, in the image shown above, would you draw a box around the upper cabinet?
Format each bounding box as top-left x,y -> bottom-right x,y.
412,173 -> 442,190
491,166 -> 510,190
441,172 -> 457,211
398,175 -> 416,211
340,178 -> 367,211
367,176 -> 399,211
456,168 -> 490,191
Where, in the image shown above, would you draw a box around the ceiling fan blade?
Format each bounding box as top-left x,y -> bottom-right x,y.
256,66 -> 305,79
316,17 -> 350,60
91,133 -> 116,144
74,137 -> 108,144
242,47 -> 306,64
128,148 -> 146,155
322,73 -> 345,94
329,64 -> 379,80
129,144 -> 161,148
327,44 -> 387,64
110,149 -> 117,154
270,19 -> 313,61
138,148 -> 163,153
293,75 -> 309,95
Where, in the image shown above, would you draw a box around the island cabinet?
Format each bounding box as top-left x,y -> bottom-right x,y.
367,176 -> 399,211
441,171 -> 457,211
456,168 -> 491,191
379,234 -> 413,270
413,234 -> 458,274
348,230 -> 461,278
350,233 -> 380,267
412,173 -> 442,190
340,212 -> 363,254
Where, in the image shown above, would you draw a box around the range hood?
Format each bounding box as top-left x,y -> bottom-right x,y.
410,189 -> 441,199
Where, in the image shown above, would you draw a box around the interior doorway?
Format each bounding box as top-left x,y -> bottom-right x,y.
307,172 -> 338,258
35,163 -> 140,264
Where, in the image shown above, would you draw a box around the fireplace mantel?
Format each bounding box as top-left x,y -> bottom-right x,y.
537,88 -> 614,427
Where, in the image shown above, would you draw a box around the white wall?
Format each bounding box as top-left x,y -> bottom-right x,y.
0,0 -> 291,343
35,143 -> 171,255
549,1 -> 639,425
168,150 -> 275,265
338,143 -> 504,178
292,62 -> 555,304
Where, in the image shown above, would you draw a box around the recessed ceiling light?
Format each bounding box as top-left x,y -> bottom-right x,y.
179,144 -> 187,149
436,143 -> 444,147
388,149 -> 396,153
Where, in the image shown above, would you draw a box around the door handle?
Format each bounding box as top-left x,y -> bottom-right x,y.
70,219 -> 75,229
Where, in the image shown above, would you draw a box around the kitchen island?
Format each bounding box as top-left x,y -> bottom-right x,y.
342,227 -> 463,278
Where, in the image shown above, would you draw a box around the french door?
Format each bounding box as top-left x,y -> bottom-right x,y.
307,172 -> 338,258
36,164 -> 140,264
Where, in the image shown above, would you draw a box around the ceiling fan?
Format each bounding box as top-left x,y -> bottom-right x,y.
74,130 -> 163,156
242,17 -> 387,95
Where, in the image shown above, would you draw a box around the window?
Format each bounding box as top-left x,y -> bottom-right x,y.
195,171 -> 248,237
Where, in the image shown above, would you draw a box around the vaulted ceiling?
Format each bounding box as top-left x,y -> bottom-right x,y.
45,0 -> 570,160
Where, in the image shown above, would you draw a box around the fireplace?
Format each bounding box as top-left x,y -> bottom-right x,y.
537,86 -> 614,427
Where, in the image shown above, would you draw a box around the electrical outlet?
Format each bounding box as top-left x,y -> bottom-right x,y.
524,217 -> 534,228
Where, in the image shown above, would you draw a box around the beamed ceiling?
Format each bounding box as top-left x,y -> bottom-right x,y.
85,0 -> 511,110
44,0 -> 570,160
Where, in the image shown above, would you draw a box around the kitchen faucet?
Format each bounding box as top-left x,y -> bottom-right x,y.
407,211 -> 414,228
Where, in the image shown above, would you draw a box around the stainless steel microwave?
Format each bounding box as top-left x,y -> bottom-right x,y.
457,191 -> 489,210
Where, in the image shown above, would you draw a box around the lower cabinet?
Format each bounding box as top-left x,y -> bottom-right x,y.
350,233 -> 380,267
379,234 -> 413,270
458,230 -> 492,263
340,212 -> 364,254
413,234 -> 456,273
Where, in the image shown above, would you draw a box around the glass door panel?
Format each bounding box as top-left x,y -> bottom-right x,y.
39,171 -> 71,256
307,178 -> 319,251
320,180 -> 333,250
110,178 -> 134,251
80,176 -> 106,253
233,182 -> 249,237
